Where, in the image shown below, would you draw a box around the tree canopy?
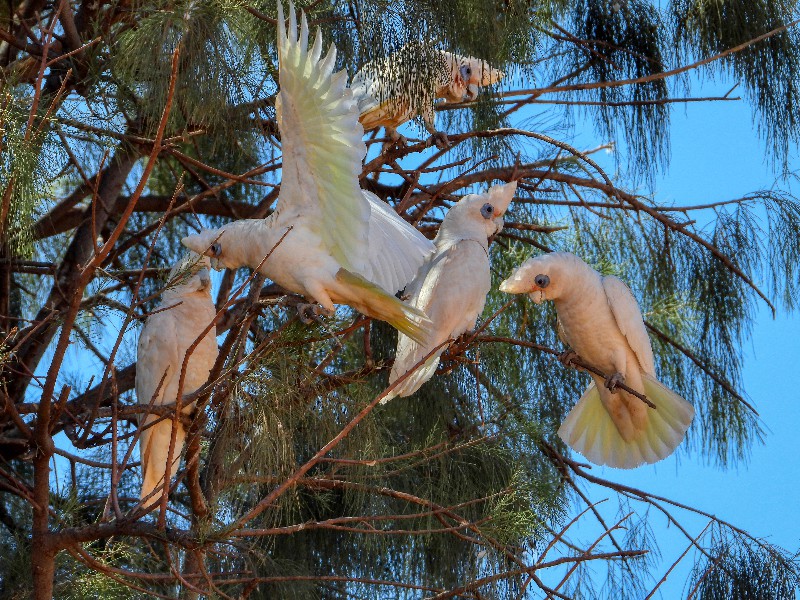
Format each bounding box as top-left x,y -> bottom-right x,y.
1,0 -> 800,598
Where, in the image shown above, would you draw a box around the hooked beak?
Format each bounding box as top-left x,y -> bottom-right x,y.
481,66 -> 504,86
198,268 -> 212,290
464,83 -> 480,102
210,257 -> 221,271
491,216 -> 505,237
181,234 -> 205,255
490,180 -> 517,218
499,262 -> 535,296
528,289 -> 546,304
499,276 -> 545,303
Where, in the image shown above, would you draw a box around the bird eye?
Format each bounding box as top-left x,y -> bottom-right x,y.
209,242 -> 222,257
460,65 -> 472,79
534,274 -> 550,288
480,203 -> 494,219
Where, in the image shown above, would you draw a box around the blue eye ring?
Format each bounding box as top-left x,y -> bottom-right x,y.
534,274 -> 550,288
480,203 -> 494,219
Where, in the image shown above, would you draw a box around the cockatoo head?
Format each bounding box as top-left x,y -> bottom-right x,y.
181,227 -> 239,271
442,180 -> 516,241
442,52 -> 504,102
499,252 -> 584,304
164,252 -> 212,297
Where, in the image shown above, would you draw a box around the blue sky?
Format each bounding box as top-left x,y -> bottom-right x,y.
561,85 -> 800,595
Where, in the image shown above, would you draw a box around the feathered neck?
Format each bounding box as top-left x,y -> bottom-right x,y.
435,223 -> 490,250
216,219 -> 275,268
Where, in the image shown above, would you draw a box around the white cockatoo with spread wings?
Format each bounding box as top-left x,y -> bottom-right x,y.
136,253 -> 218,506
500,252 -> 695,469
183,2 -> 434,343
386,181 -> 516,400
352,43 -> 504,149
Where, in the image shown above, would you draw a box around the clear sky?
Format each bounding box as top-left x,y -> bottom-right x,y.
562,83 -> 800,596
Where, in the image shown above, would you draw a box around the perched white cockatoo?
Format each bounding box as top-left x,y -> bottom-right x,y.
499,252 -> 695,469
352,43 -> 504,148
386,181 -> 517,400
182,3 -> 435,344
136,253 -> 218,505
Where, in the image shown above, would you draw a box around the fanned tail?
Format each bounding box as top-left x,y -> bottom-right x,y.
139,418 -> 186,506
335,269 -> 431,345
557,374 -> 695,469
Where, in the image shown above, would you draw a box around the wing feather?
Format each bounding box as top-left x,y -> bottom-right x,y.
361,190 -> 435,293
601,275 -> 656,375
276,2 -> 369,274
388,242 -> 490,397
136,313 -> 180,409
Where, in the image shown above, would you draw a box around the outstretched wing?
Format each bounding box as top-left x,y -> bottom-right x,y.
276,2 -> 369,274
601,275 -> 656,375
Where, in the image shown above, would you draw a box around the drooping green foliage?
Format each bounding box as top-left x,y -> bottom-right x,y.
567,0 -> 671,179
672,0 -> 800,165
688,530 -> 800,600
111,0 -> 263,147
0,86 -> 61,257
2,0 -> 800,597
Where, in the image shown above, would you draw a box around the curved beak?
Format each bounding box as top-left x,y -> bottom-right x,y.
464,83 -> 480,102
198,268 -> 212,290
499,259 -> 534,295
528,289 -> 545,304
482,66 -> 504,86
182,234 -> 205,255
492,215 -> 505,236
490,180 -> 517,217
499,273 -> 526,294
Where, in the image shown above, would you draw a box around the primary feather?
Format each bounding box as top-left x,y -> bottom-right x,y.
276,1 -> 369,275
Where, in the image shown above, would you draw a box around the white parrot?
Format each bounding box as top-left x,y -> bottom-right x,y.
182,2 -> 435,344
136,253 -> 218,504
499,252 -> 695,469
352,42 -> 504,148
385,181 -> 517,401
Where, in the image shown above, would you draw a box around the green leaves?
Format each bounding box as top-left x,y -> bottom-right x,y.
0,87 -> 59,257
111,0 -> 261,143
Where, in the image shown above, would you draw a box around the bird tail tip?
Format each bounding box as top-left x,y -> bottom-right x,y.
558,376 -> 694,469
335,269 -> 432,346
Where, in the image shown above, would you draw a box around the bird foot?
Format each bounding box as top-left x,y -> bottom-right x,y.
381,130 -> 408,153
557,349 -> 579,368
605,372 -> 625,393
297,303 -> 333,324
430,130 -> 450,150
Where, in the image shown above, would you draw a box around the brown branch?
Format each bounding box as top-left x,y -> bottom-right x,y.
474,335 -> 657,408
644,321 -> 757,415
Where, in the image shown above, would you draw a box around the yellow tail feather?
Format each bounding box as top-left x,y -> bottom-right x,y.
335,269 -> 432,345
557,374 -> 695,469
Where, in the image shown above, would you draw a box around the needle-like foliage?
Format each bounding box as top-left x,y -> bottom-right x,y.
1,0 -> 800,597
